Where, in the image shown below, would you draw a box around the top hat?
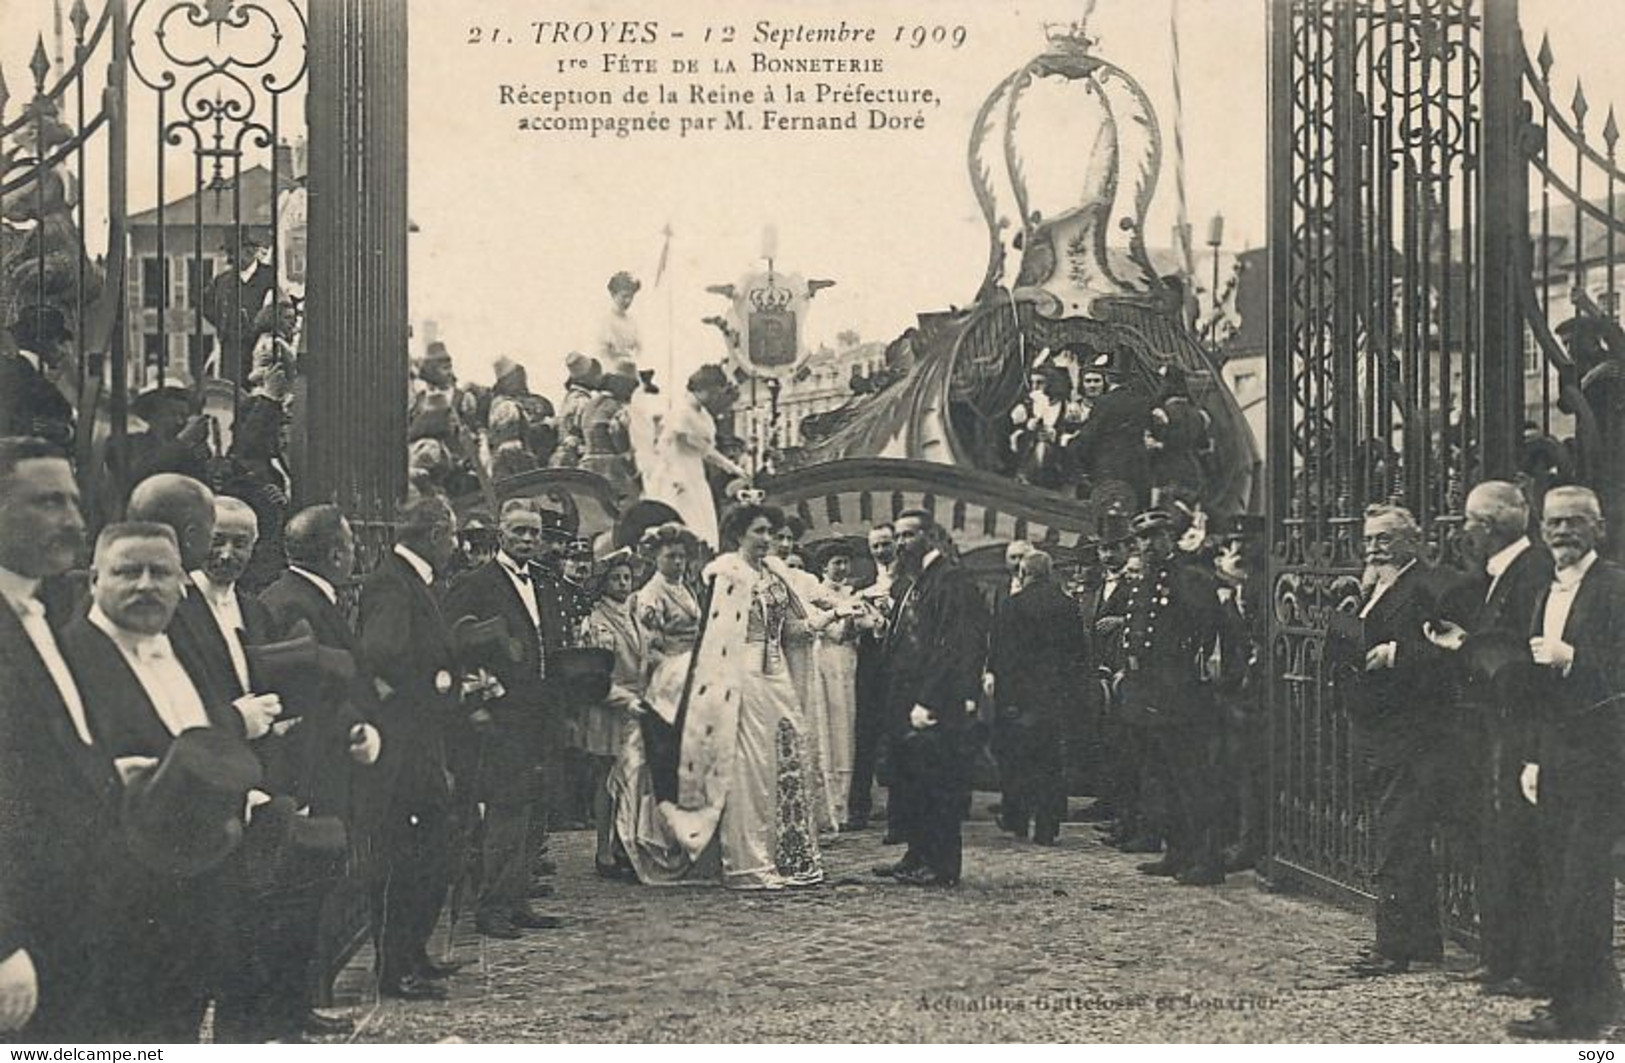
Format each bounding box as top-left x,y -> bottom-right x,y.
221,226 -> 270,252
122,727 -> 264,877
1131,509 -> 1175,536
239,794 -> 349,895
131,365 -> 196,420
1096,507 -> 1134,545
244,620 -> 358,716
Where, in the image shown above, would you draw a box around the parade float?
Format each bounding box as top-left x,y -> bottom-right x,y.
491,18 -> 1261,557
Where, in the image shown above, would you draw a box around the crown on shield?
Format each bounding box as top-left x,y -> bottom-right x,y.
748,278 -> 794,313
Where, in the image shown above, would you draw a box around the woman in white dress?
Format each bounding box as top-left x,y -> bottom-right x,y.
612,504 -> 826,890
810,541 -> 880,830
643,366 -> 746,548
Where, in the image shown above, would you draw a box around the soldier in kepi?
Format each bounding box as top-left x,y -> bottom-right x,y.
1114,508 -> 1225,886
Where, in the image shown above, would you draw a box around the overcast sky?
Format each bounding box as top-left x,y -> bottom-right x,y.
0,0 -> 1617,403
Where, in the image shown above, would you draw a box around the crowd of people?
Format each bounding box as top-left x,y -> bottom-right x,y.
3,270 -> 1624,1045
1003,348 -> 1213,507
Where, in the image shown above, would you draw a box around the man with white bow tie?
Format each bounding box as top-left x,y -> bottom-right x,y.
58,522 -> 266,1041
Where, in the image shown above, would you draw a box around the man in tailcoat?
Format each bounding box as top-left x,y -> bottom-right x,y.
1506,486 -> 1625,1039
1116,509 -> 1224,885
1427,481 -> 1553,996
1065,351 -> 1153,508
986,550 -> 1086,845
875,508 -> 989,887
1345,503 -> 1462,976
58,522 -> 262,1042
0,439 -> 119,1040
356,496 -> 464,1001
442,500 -> 567,940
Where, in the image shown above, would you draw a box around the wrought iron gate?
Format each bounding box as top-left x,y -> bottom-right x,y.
1265,0 -> 1625,918
1,0 -> 406,538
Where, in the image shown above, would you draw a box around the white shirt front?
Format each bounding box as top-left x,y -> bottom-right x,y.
394,543 -> 435,586
1542,549 -> 1600,647
191,571 -> 251,692
498,551 -> 541,629
288,565 -> 338,605
88,604 -> 211,736
0,565 -> 93,745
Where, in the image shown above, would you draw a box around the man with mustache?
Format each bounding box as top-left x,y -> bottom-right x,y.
0,437 -> 120,1039
126,474 -> 284,745
1345,503 -> 1460,977
1505,486 -> 1625,1040
1425,481 -> 1553,998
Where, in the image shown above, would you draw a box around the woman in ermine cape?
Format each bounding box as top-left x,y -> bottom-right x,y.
612,503 -> 844,889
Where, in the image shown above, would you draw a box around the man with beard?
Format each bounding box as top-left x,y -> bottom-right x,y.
986,550 -> 1084,845
1345,504 -> 1459,976
845,522 -> 897,831
874,509 -> 988,887
1425,481 -> 1552,997
1117,510 -> 1224,885
442,501 -> 567,940
1505,486 -> 1625,1039
0,439 -> 120,1039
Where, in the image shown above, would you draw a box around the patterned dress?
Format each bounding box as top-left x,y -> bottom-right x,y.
612,556 -> 824,890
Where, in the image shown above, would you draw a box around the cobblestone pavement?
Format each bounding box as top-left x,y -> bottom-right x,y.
325,798 -> 1571,1043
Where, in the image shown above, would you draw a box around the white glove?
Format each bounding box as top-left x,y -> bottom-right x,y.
1423,620 -> 1467,652
1529,636 -> 1575,673
982,672 -> 996,699
1520,763 -> 1539,805
348,723 -> 382,765
0,949 -> 38,1032
112,755 -> 159,786
244,788 -> 273,823
1364,642 -> 1397,671
233,693 -> 283,739
909,704 -> 937,731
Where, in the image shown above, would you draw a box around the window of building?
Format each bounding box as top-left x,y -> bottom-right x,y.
141,257 -> 165,309
1523,324 -> 1541,377
142,331 -> 165,365
187,258 -> 215,310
